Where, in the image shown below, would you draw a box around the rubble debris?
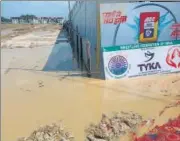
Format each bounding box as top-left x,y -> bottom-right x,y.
159,100 -> 180,116
38,80 -> 44,88
85,111 -> 143,141
17,121 -> 74,141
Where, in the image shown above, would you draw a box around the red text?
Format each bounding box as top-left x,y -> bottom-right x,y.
171,23 -> 180,38
102,11 -> 127,24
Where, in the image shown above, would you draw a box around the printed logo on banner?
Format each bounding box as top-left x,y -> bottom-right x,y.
139,12 -> 160,43
137,51 -> 161,72
145,51 -> 155,62
106,55 -> 129,78
166,46 -> 180,68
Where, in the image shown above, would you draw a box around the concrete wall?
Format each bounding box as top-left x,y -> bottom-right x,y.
70,1 -> 98,76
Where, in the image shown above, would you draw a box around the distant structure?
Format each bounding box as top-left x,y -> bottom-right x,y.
11,17 -> 20,24
1,17 -> 11,23
32,17 -> 40,24
19,18 -> 26,24
56,17 -> 64,24
41,17 -> 49,24
11,16 -> 64,24
48,17 -> 55,24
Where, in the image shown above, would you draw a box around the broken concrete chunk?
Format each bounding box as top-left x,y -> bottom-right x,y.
17,121 -> 74,141
86,111 -> 143,141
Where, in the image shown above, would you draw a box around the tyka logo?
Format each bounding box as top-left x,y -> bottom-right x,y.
145,51 -> 155,62
138,51 -> 161,72
166,47 -> 180,68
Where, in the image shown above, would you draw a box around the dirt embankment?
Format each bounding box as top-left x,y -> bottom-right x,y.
1,24 -> 61,49
1,24 -> 61,42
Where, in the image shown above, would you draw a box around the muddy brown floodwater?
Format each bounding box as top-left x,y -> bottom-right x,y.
1,24 -> 180,141
2,71 -> 180,141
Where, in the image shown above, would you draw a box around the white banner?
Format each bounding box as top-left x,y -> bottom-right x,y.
103,42 -> 180,79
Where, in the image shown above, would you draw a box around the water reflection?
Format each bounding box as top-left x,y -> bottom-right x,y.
43,30 -> 88,77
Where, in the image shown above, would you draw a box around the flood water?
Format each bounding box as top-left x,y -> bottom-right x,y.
43,30 -> 87,76
2,71 -> 180,141
1,29 -> 180,141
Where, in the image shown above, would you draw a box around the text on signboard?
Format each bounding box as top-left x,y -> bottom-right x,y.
102,11 -> 127,24
171,24 -> 180,38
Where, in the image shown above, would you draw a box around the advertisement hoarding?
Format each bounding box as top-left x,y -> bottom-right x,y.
103,40 -> 180,79
100,2 -> 180,79
100,2 -> 180,47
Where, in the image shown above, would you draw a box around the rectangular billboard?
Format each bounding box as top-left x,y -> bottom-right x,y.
100,2 -> 180,79
103,40 -> 180,79
100,2 -> 180,47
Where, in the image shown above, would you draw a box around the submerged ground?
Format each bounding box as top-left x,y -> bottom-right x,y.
1,24 -> 180,141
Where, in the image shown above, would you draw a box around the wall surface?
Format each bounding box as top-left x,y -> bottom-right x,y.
100,2 -> 180,79
70,1 -> 98,76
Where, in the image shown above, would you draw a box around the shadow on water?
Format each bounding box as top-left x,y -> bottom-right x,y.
42,29 -> 89,77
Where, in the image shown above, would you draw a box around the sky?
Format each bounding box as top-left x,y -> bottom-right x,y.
1,1 -> 75,19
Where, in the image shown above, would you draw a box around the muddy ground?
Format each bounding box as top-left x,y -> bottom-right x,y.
1,24 -> 180,141
1,24 -> 61,42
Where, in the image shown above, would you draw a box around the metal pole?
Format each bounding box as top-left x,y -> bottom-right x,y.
68,0 -> 71,21
68,0 -> 71,39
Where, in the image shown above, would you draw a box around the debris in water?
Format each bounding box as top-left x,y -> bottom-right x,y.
85,111 -> 143,141
17,121 -> 74,141
38,80 -> 44,88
